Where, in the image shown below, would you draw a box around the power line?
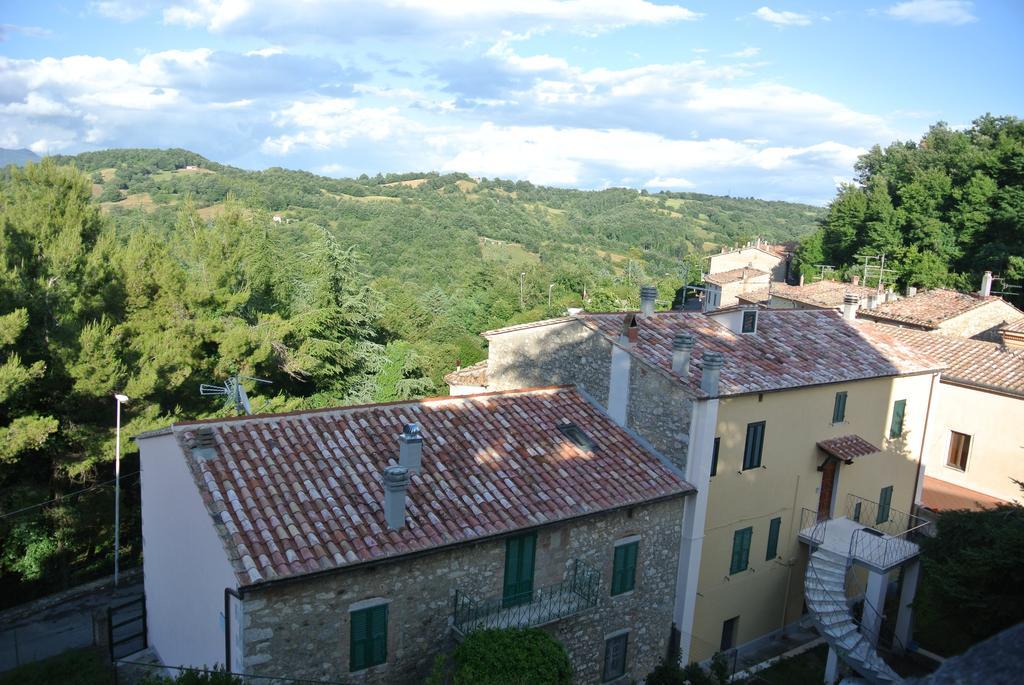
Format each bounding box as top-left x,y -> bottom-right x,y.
0,471 -> 140,520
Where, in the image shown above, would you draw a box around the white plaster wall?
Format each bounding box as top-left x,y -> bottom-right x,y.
140,433 -> 240,670
447,383 -> 486,396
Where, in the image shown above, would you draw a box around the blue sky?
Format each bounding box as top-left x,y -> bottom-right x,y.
1,1 -> 1021,203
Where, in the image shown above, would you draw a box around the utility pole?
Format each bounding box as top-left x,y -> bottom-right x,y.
548,283 -> 555,307
113,394 -> 129,587
519,272 -> 526,310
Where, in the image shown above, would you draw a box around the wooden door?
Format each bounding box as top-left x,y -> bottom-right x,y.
818,459 -> 838,522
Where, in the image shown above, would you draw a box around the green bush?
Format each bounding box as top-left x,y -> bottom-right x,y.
139,665 -> 242,684
453,628 -> 572,685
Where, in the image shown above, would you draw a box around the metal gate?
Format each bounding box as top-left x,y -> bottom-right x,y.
107,596 -> 147,660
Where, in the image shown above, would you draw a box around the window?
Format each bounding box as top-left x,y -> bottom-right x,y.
720,617 -> 739,652
603,632 -> 628,681
743,422 -> 765,470
503,533 -> 537,607
350,603 -> 387,671
741,310 -> 757,333
832,391 -> 847,424
877,486 -> 893,525
710,437 -> 720,477
947,431 -> 971,471
766,517 -> 781,561
611,541 -> 639,596
558,422 -> 595,452
889,399 -> 906,438
730,527 -> 753,574
852,501 -> 862,523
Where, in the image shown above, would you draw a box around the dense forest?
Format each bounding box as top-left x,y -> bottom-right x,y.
794,115 -> 1024,298
0,150 -> 820,604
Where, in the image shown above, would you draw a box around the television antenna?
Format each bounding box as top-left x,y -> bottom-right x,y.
200,373 -> 272,416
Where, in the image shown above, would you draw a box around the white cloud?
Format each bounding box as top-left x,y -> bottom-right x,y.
646,176 -> 695,188
0,24 -> 52,40
90,1 -> 155,22
726,47 -> 761,58
886,1 -> 976,26
753,7 -> 812,27
262,98 -> 418,154
244,45 -> 287,57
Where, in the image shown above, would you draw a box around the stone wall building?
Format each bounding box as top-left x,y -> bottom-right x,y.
856,287 -> 1024,342
136,387 -> 694,684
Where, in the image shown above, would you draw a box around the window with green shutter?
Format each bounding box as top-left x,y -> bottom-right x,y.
502,532 -> 537,607
611,541 -> 639,596
743,422 -> 765,470
877,486 -> 893,525
710,437 -> 720,477
349,603 -> 388,671
602,632 -> 628,681
766,517 -> 781,560
832,391 -> 847,423
890,400 -> 906,438
730,527 -> 752,574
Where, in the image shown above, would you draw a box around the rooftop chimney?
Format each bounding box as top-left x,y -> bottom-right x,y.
672,332 -> 695,376
842,293 -> 860,321
701,351 -> 724,396
799,274 -> 805,287
850,275 -> 860,286
619,312 -> 639,345
981,271 -> 993,297
885,289 -> 896,303
906,286 -> 917,298
382,465 -> 411,530
639,285 -> 657,317
398,423 -> 423,472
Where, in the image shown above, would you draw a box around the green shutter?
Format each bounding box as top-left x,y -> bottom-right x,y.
350,604 -> 387,672
743,422 -> 765,470
890,400 -> 906,438
832,392 -> 847,423
711,437 -> 720,477
731,527 -> 752,574
612,541 -> 638,595
766,517 -> 781,560
877,486 -> 893,524
503,533 -> 537,607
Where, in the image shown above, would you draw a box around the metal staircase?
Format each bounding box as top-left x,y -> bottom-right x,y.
805,547 -> 902,684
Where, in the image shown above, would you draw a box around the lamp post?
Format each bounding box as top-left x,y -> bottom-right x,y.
114,393 -> 129,587
519,272 -> 526,309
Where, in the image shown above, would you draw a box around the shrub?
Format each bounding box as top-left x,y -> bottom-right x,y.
139,665 -> 242,684
452,628 -> 572,685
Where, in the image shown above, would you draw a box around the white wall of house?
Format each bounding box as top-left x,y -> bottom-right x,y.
447,382 -> 487,396
139,433 -> 240,670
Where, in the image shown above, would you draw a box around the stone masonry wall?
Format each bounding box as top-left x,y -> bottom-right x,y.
240,498 -> 685,684
938,300 -> 1024,341
626,362 -> 692,471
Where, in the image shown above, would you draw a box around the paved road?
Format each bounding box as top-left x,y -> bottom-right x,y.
0,575 -> 143,672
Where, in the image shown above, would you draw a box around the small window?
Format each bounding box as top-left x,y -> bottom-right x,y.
947,431 -> 971,471
741,310 -> 757,333
720,616 -> 739,652
766,517 -> 781,560
832,391 -> 847,424
558,422 -> 595,452
611,541 -> 639,596
603,632 -> 628,681
730,527 -> 752,574
350,603 -> 387,671
889,399 -> 906,438
877,486 -> 893,525
852,501 -> 862,523
710,437 -> 720,477
743,422 -> 765,470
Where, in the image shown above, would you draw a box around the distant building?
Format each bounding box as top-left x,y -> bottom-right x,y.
442,360 -> 488,395
707,240 -> 792,284
136,387 -> 693,683
856,287 -> 1024,342
738,278 -> 879,311
184,165 -> 199,170
272,215 -> 282,223
702,267 -> 770,311
1000,317 -> 1024,349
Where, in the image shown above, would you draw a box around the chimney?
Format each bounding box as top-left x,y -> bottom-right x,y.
981,271 -> 993,297
619,313 -> 639,345
382,465 -> 411,530
842,293 -> 860,321
700,351 -> 724,396
906,286 -> 917,298
799,274 -> 805,287
640,285 -> 657,317
850,275 -> 860,286
398,423 -> 423,472
867,294 -> 878,310
672,332 -> 695,376
885,289 -> 896,303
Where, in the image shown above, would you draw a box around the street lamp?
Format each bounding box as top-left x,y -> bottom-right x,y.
519,272 -> 526,309
114,393 -> 129,587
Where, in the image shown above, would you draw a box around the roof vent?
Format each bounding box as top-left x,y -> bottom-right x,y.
700,351 -> 724,396
842,293 -> 860,321
398,423 -> 423,472
382,466 -> 411,530
672,332 -> 695,375
191,427 -> 217,460
558,422 -> 596,452
639,285 -> 657,317
741,309 -> 758,334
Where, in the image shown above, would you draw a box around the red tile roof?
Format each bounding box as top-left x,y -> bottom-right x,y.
1002,318 -> 1024,334
575,310 -> 942,398
862,323 -> 1024,397
738,280 -> 878,309
443,360 -> 488,387
163,387 -> 693,586
704,267 -> 769,286
921,476 -> 1009,512
857,289 -> 1021,329
817,435 -> 880,463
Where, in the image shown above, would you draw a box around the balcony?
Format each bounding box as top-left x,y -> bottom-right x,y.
452,559 -> 601,636
799,494 -> 931,571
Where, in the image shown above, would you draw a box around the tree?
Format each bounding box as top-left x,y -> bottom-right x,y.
451,629 -> 572,685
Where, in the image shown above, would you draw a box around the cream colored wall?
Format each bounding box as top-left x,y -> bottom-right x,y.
717,275 -> 771,308
687,373 -> 935,661
921,382 -> 1024,503
937,300 -> 1024,341
708,249 -> 781,278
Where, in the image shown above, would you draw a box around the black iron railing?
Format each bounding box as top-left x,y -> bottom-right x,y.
845,494 -> 929,569
452,559 -> 601,634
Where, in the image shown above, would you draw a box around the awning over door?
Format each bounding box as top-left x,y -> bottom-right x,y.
816,434 -> 880,468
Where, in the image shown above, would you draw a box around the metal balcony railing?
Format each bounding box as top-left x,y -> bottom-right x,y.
452,559 -> 601,635
845,494 -> 930,570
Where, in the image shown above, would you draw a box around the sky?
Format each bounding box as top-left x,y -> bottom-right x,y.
1,1 -> 1022,204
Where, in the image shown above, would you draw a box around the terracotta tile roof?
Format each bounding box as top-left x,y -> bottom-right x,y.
1002,317 -> 1024,334
921,476 -> 1009,512
857,289 -> 1020,329
738,280 -> 878,309
162,387 -> 693,586
863,323 -> 1024,397
817,435 -> 880,463
704,267 -> 769,286
576,310 -> 943,398
481,316 -> 575,337
443,360 -> 488,387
